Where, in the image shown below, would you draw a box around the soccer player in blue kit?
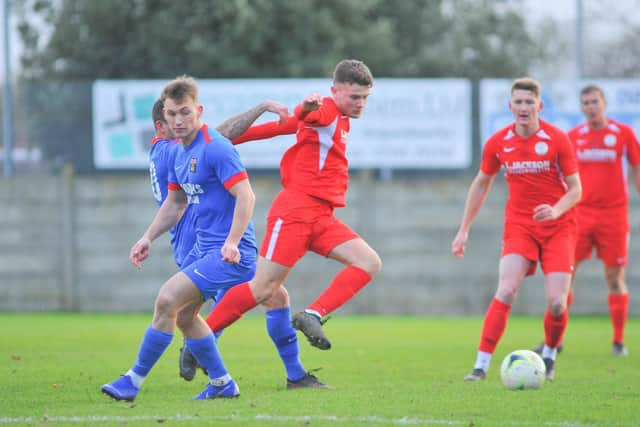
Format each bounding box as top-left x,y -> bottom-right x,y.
148,98 -> 326,389
101,75 -> 298,401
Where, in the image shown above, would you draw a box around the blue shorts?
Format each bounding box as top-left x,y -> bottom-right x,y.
181,250 -> 256,301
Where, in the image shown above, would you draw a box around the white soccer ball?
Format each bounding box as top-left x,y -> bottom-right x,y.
500,349 -> 546,390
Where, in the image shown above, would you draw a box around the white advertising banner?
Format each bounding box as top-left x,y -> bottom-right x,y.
92,79 -> 471,169
480,79 -> 640,144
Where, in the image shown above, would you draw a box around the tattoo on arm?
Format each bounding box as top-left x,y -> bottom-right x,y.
215,103 -> 266,140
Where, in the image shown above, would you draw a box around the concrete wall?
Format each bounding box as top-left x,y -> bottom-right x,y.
1,169 -> 639,316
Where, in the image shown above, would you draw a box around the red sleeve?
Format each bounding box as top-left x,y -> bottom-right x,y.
557,131 -> 579,176
168,182 -> 181,191
624,125 -> 640,166
223,171 -> 249,190
479,137 -> 501,176
232,116 -> 298,145
294,97 -> 339,127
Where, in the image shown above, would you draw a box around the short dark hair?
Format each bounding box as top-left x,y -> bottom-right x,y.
333,59 -> 373,87
580,84 -> 606,102
152,98 -> 164,126
161,75 -> 199,103
511,77 -> 541,99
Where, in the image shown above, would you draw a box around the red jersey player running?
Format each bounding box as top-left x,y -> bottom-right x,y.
534,85 -> 640,356
202,59 -> 382,350
452,78 -> 582,382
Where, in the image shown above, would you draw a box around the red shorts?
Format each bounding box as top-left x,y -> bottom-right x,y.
575,209 -> 629,266
259,189 -> 359,267
502,220 -> 577,276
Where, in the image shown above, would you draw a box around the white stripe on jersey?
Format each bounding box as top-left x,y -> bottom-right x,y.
265,218 -> 284,260
313,118 -> 338,171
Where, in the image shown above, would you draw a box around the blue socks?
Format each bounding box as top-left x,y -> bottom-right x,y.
132,325 -> 173,377
266,307 -> 306,381
185,334 -> 228,380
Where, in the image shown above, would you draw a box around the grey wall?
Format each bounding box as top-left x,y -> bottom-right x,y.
1,169 -> 639,316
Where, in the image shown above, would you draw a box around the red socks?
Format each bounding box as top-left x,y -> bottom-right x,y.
544,309 -> 568,348
609,293 -> 629,343
478,298 -> 511,353
307,265 -> 372,317
205,282 -> 257,333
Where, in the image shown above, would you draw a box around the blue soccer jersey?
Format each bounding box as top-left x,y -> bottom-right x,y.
149,137 -> 196,267
167,125 -> 257,298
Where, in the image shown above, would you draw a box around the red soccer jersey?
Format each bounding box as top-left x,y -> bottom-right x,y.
568,118 -> 640,211
277,97 -> 351,207
481,120 -> 579,225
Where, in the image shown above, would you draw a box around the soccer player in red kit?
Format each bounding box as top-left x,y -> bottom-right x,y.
534,85 -> 640,356
452,78 -> 582,382
202,59 -> 382,351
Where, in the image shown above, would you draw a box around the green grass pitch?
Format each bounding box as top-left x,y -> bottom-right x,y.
0,313 -> 638,426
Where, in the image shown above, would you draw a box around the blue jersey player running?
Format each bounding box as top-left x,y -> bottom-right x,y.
102,76 -> 258,401
149,98 -> 327,389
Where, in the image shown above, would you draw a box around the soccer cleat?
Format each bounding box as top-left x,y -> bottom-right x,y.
463,368 -> 486,381
287,372 -> 331,389
101,375 -> 139,402
291,312 -> 331,350
532,341 -> 564,355
193,379 -> 240,400
612,342 -> 628,356
543,358 -> 555,382
179,345 -> 198,381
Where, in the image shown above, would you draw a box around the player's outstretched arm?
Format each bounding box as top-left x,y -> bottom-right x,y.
216,100 -> 289,141
452,171 -> 495,258
130,188 -> 187,269
232,115 -> 299,146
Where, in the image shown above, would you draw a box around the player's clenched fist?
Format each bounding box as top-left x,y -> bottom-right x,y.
451,231 -> 468,258
302,93 -> 323,112
221,243 -> 241,264
130,237 -> 151,269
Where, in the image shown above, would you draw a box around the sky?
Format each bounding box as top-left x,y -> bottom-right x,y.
524,0 -> 639,78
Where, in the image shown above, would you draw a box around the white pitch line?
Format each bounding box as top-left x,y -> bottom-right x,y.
0,414 -> 605,426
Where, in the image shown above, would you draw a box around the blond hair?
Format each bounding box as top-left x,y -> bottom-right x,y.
511,77 -> 541,99
161,75 -> 199,103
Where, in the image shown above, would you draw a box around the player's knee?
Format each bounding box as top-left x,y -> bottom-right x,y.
547,299 -> 566,316
154,292 -> 177,319
251,280 -> 280,304
176,310 -> 196,330
357,250 -> 382,277
261,286 -> 289,310
606,275 -> 626,293
495,284 -> 518,304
